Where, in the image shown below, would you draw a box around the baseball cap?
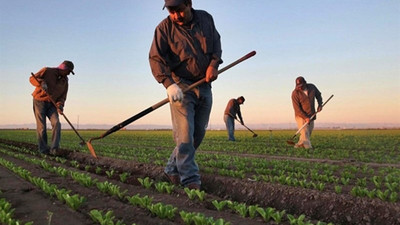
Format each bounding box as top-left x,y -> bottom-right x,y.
295,76 -> 306,87
163,0 -> 184,10
58,60 -> 75,75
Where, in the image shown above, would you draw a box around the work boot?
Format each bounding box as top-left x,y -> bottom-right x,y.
186,183 -> 201,190
163,172 -> 180,185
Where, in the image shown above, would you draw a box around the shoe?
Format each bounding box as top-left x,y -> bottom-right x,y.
163,172 -> 180,185
294,143 -> 305,148
186,183 -> 200,190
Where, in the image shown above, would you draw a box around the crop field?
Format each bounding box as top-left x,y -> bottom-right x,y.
0,129 -> 399,225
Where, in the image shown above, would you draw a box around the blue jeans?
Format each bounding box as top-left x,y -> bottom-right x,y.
165,83 -> 212,186
224,114 -> 235,141
33,99 -> 61,154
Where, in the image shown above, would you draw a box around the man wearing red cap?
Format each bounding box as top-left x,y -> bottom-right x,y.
149,0 -> 222,190
30,60 -> 75,156
291,76 -> 323,149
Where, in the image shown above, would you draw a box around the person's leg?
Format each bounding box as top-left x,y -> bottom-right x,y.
224,115 -> 235,141
166,90 -> 199,186
295,116 -> 307,148
33,99 -> 49,154
193,85 -> 212,149
48,104 -> 61,152
303,120 -> 314,149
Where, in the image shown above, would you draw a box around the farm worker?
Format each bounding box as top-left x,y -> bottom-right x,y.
149,0 -> 222,190
223,96 -> 245,141
29,60 -> 75,156
291,76 -> 323,149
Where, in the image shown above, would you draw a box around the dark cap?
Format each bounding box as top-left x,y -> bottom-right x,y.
163,0 -> 184,10
295,76 -> 306,87
237,96 -> 245,103
58,60 -> 75,75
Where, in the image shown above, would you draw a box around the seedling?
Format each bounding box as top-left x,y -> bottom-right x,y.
138,177 -> 153,189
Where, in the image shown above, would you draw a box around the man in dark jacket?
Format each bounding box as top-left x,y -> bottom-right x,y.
224,96 -> 245,141
30,60 -> 75,155
149,0 -> 222,190
291,76 -> 323,149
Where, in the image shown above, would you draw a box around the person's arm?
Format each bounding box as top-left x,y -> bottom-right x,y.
315,86 -> 323,112
149,23 -> 174,89
205,14 -> 222,83
237,107 -> 244,124
292,92 -> 308,120
29,67 -> 46,87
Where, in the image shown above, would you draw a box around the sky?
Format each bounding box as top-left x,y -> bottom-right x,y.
1,0 -> 399,129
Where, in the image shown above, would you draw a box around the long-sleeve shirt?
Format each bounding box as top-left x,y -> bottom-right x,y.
30,67 -> 69,106
149,9 -> 222,88
291,83 -> 322,120
224,99 -> 243,123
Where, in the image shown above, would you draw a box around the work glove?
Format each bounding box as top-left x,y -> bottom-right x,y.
317,105 -> 323,112
56,102 -> 64,115
41,82 -> 48,91
166,83 -> 183,102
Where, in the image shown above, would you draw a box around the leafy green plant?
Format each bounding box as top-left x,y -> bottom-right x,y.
184,188 -> 206,201
234,203 -> 248,218
138,177 -> 153,189
63,193 -> 86,210
212,200 -> 227,212
89,209 -> 126,225
126,194 -> 153,208
106,169 -> 115,178
147,202 -> 177,220
54,188 -> 72,202
153,181 -> 175,194
248,205 -> 258,219
119,172 -> 130,183
271,210 -> 286,223
95,166 -> 102,174
334,185 -> 342,194
0,197 -> 34,225
256,207 -> 275,222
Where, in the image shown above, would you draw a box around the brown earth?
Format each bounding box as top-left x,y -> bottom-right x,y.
0,139 -> 399,225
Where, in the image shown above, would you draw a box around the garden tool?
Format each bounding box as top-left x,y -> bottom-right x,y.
287,94 -> 334,146
87,51 -> 257,158
234,118 -> 258,137
30,73 -> 93,156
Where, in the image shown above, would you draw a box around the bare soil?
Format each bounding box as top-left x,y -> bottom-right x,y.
0,139 -> 399,225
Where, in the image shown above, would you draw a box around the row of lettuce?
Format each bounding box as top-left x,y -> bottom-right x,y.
0,144 -> 334,225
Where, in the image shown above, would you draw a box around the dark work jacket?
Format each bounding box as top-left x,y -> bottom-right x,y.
149,9 -> 222,88
224,99 -> 243,123
291,83 -> 322,120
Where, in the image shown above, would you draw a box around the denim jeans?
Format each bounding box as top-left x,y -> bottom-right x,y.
164,83 -> 212,186
295,116 -> 314,149
224,114 -> 235,141
33,99 -> 61,153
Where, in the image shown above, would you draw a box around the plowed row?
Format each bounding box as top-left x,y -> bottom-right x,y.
0,138 -> 399,225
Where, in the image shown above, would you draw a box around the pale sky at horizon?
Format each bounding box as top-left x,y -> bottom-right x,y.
1,0 -> 399,128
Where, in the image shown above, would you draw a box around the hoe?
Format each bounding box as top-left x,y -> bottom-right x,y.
287,94 -> 334,146
30,73 -> 91,155
234,118 -> 258,137
87,51 -> 257,158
